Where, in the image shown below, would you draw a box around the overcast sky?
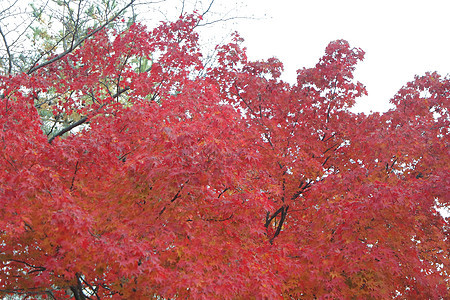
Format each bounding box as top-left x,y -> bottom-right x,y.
230,0 -> 449,218
229,0 -> 450,113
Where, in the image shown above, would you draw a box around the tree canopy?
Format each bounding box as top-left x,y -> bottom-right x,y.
0,2 -> 449,299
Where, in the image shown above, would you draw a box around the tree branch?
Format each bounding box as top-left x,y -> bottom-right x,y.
48,87 -> 129,144
265,206 -> 284,228
27,0 -> 135,74
48,116 -> 87,144
0,287 -> 61,298
201,0 -> 216,18
70,273 -> 86,300
218,187 -> 229,198
0,25 -> 12,74
233,83 -> 274,148
203,213 -> 234,222
69,0 -> 83,50
269,205 -> 289,244
7,259 -> 46,274
70,160 -> 80,190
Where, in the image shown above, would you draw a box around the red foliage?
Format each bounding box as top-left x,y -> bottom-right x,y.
1,14 -> 448,299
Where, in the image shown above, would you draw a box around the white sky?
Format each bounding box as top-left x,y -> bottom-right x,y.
5,0 -> 449,113
231,0 -> 450,113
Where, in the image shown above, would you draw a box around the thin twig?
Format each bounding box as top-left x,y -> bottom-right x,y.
70,161 -> 79,190
0,25 -> 12,74
48,87 -> 129,144
27,0 -> 135,74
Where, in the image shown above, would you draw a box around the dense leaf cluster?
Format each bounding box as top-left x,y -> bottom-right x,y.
0,12 -> 449,299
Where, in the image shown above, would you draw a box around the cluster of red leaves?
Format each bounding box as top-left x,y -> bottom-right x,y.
0,14 -> 448,299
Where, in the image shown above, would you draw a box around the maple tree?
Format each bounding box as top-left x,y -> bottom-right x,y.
0,10 -> 449,300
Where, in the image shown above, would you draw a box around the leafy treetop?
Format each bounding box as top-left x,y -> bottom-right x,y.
0,12 -> 449,300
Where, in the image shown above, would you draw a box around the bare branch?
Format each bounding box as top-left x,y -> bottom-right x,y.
28,29 -> 74,70
0,287 -> 62,298
70,161 -> 80,190
180,0 -> 186,16
0,0 -> 19,17
48,116 -> 87,144
0,25 -> 12,74
203,213 -> 234,222
269,205 -> 288,244
9,0 -> 50,49
201,0 -> 216,18
48,87 -> 129,144
70,0 -> 83,50
27,0 -> 136,74
7,259 -> 46,274
196,16 -> 255,27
